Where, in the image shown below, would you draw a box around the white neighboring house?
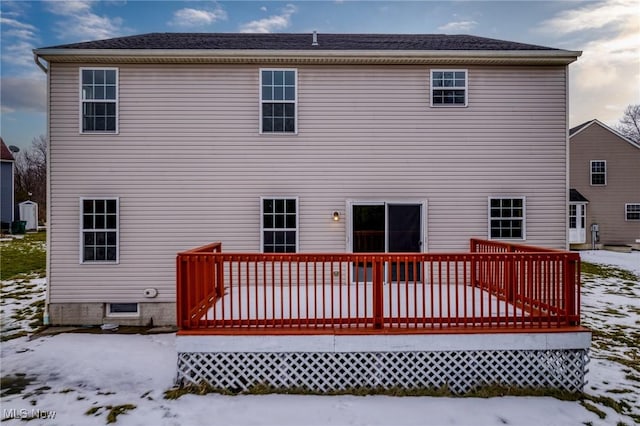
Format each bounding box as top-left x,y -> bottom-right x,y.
33,32 -> 582,327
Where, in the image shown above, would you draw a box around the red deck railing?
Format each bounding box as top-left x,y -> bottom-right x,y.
176,239 -> 580,334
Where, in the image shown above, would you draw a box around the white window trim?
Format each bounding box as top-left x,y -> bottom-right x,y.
79,197 -> 120,264
488,196 -> 526,241
625,203 -> 640,221
106,303 -> 139,318
260,196 -> 299,253
430,69 -> 468,108
259,68 -> 298,135
590,160 -> 606,186
79,67 -> 119,134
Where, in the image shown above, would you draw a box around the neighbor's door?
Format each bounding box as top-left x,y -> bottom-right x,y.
569,203 -> 586,244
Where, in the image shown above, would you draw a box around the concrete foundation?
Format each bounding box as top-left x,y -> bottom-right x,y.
48,302 -> 176,326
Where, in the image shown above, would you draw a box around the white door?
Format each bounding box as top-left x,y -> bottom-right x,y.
569,203 -> 586,244
19,202 -> 38,231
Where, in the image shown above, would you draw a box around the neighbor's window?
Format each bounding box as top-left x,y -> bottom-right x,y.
260,69 -> 297,133
431,69 -> 467,106
489,197 -> 525,240
626,203 -> 640,221
107,303 -> 139,317
81,198 -> 118,263
80,68 -> 118,132
262,198 -> 298,252
590,160 -> 606,186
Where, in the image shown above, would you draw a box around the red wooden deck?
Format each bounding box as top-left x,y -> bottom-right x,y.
176,239 -> 581,335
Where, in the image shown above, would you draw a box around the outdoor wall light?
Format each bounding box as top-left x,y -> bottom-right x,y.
333,211 -> 340,221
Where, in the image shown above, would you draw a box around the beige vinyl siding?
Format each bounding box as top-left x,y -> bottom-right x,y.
570,123 -> 640,245
49,63 -> 568,303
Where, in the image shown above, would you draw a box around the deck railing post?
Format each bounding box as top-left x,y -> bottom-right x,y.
469,240 -> 478,288
215,254 -> 224,298
506,247 -> 515,303
176,256 -> 183,329
373,258 -> 384,329
565,256 -> 578,325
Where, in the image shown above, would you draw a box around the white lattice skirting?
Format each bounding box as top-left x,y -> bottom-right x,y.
176,332 -> 590,395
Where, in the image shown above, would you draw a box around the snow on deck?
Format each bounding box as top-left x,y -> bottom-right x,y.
203,283 -> 525,322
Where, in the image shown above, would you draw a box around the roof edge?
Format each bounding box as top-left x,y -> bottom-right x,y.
570,119 -> 640,149
33,48 -> 582,65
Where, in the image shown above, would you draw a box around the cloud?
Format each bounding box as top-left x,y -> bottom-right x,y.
239,4 -> 297,33
0,14 -> 41,77
169,6 -> 227,28
538,0 -> 639,126
0,78 -> 46,114
438,20 -> 478,33
537,0 -> 633,35
44,0 -> 127,41
0,16 -> 37,31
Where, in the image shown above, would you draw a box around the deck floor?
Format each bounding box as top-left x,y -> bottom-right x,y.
202,283 -> 525,323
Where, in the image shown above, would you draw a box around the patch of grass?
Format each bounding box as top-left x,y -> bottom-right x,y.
606,388 -> 634,394
1,330 -> 29,342
581,401 -> 606,419
606,355 -> 640,374
583,394 -> 632,416
0,374 -> 35,397
84,404 -> 137,423
0,232 -> 46,280
85,406 -> 101,416
581,261 -> 639,282
106,404 -> 136,424
164,382 -> 582,400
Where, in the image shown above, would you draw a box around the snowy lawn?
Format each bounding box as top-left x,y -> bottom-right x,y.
0,250 -> 638,426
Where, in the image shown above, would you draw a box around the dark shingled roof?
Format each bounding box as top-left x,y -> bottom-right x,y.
569,120 -> 594,136
570,189 -> 589,203
0,138 -> 15,161
39,33 -> 560,51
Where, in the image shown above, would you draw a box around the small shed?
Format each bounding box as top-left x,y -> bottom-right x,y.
19,201 -> 38,231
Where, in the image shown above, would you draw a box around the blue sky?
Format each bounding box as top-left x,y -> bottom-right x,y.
1,0 -> 638,150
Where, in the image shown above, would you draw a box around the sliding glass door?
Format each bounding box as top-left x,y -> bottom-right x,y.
351,203 -> 423,281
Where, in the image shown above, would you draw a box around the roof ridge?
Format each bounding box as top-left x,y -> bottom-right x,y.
36,32 -> 563,52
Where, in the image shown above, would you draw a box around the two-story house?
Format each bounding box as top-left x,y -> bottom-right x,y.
34,32 -> 581,327
33,32 -> 592,395
569,119 -> 640,250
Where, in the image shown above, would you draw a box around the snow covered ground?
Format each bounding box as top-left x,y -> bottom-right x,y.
1,250 -> 638,426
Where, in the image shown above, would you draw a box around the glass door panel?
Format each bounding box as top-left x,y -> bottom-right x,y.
388,204 -> 422,281
353,205 -> 385,282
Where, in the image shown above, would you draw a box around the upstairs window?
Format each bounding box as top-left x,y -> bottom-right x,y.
81,198 -> 118,263
431,70 -> 467,107
261,197 -> 298,252
489,197 -> 525,240
590,160 -> 606,185
626,204 -> 640,221
80,68 -> 118,133
260,69 -> 296,133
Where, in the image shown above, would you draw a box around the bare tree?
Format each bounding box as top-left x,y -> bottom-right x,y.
615,104 -> 640,144
14,135 -> 47,223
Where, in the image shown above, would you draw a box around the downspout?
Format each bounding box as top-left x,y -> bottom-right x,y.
34,53 -> 48,74
34,53 -> 51,325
